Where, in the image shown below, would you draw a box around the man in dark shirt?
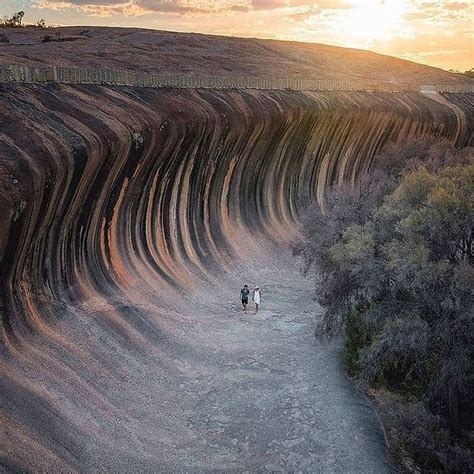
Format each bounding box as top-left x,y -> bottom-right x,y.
240,284 -> 250,313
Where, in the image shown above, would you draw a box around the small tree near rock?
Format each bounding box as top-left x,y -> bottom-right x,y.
2,11 -> 25,28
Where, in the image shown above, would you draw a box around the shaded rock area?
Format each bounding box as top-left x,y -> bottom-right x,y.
0,77 -> 472,471
2,244 -> 394,472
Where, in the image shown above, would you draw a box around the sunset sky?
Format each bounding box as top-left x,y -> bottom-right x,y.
1,0 -> 473,71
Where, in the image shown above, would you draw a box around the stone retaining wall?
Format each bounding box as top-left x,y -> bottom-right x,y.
0,64 -> 473,93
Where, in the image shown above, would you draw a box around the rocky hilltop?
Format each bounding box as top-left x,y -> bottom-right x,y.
0,28 -> 472,471
1,26 -> 473,84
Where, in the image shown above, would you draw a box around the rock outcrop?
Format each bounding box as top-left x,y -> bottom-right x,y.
1,85 -> 470,333
1,27 -> 473,85
0,65 -> 472,469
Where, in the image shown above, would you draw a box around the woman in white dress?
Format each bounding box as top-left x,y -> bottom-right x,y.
252,286 -> 261,313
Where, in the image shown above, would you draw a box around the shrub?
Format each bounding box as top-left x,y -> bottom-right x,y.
343,305 -> 372,376
1,11 -> 25,28
294,139 -> 474,470
1,12 -> 48,29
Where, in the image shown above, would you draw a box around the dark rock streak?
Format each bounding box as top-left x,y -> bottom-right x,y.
0,83 -> 472,471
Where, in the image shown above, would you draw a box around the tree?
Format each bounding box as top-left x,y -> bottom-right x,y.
2,11 -> 25,28
294,139 -> 473,443
292,169 -> 394,333
313,164 -> 473,431
12,11 -> 24,26
0,12 -> 48,29
372,165 -> 474,432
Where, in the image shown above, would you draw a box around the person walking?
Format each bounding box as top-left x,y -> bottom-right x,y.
240,284 -> 250,312
252,286 -> 261,313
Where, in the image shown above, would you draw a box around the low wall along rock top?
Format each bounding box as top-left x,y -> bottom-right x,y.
0,64 -> 473,93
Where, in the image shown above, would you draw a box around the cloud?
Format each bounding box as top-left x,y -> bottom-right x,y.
35,0 -> 245,16
250,0 -> 286,10
35,0 -> 351,16
444,2 -> 469,11
29,0 -> 474,70
402,1 -> 471,32
373,29 -> 473,70
34,1 -> 144,16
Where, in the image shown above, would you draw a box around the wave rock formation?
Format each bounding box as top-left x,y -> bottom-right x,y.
0,35 -> 473,471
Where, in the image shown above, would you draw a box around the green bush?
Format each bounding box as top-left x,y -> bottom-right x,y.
294,138 -> 474,470
343,306 -> 371,376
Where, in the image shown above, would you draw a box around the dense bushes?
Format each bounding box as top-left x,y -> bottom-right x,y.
372,391 -> 474,473
293,138 -> 473,470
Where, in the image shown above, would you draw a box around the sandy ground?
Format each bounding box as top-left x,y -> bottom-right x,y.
138,246 -> 395,472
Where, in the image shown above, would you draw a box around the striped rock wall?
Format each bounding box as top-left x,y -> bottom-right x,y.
0,82 -> 472,470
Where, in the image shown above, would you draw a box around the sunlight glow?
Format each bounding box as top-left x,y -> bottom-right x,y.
0,0 -> 471,70
343,0 -> 409,47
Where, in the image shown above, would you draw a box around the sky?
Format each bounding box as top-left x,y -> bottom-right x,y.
1,0 -> 473,71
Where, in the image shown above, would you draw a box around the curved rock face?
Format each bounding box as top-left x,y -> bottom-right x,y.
0,83 -> 472,471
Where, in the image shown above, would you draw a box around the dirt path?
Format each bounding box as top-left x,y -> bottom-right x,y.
160,248 -> 394,472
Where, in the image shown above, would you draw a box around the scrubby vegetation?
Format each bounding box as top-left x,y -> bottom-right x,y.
1,11 -> 48,29
450,68 -> 474,78
293,138 -> 473,471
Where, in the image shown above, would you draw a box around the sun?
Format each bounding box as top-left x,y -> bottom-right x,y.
343,0 -> 408,47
